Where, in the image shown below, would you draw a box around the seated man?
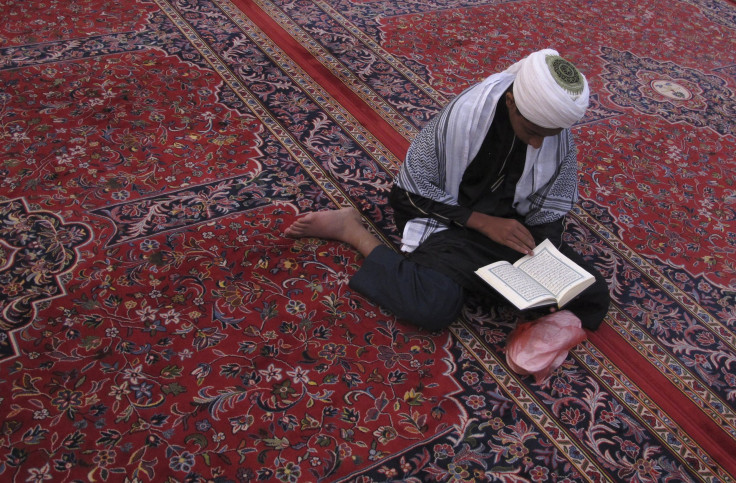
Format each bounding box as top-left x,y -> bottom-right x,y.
285,49 -> 610,340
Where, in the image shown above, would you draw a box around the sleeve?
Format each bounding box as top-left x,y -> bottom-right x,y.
389,186 -> 473,232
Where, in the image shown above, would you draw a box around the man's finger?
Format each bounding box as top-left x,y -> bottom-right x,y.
513,230 -> 536,254
511,239 -> 533,255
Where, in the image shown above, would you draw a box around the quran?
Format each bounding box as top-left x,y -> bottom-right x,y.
474,239 -> 595,310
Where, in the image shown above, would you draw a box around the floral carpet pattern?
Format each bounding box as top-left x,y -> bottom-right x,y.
0,0 -> 735,481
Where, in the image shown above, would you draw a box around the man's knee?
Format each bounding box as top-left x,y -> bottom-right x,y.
395,262 -> 466,331
404,290 -> 465,331
349,246 -> 465,331
574,273 -> 611,331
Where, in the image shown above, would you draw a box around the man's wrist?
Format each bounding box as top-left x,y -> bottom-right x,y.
466,211 -> 497,231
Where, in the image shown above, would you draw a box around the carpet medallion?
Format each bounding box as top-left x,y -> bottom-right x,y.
0,0 -> 735,481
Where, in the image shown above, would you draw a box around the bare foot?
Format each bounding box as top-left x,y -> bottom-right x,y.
284,208 -> 381,257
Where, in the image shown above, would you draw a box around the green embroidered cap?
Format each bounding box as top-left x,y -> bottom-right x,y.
545,55 -> 585,95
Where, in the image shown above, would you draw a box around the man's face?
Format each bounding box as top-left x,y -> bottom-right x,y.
505,92 -> 563,149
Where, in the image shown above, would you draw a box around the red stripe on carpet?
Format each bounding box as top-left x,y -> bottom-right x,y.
589,324 -> 736,474
231,0 -> 411,160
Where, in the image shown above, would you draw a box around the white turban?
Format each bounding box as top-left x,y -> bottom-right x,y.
505,49 -> 589,129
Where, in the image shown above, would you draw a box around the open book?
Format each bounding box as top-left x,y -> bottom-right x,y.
474,239 -> 595,310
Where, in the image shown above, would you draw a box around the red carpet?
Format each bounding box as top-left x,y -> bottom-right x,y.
1,0 -> 735,481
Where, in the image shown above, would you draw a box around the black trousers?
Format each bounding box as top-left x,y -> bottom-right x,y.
349,245 -> 466,331
349,240 -> 610,332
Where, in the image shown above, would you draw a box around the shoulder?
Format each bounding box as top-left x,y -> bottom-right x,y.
463,72 -> 515,98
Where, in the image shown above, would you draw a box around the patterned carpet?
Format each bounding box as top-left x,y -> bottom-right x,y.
1,0 -> 735,481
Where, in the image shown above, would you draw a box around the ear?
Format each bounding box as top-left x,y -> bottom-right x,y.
505,91 -> 515,109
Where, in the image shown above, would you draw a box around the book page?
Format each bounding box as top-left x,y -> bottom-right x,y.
483,263 -> 554,304
515,241 -> 588,297
475,240 -> 595,309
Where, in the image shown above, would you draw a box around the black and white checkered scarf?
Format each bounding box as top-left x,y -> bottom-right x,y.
395,72 -> 579,252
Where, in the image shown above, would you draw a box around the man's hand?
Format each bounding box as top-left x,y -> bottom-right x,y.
467,212 -> 536,255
